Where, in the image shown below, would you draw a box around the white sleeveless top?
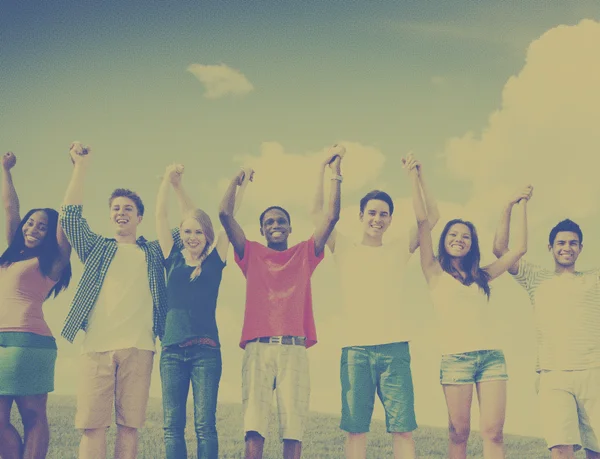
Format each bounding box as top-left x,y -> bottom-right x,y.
429,272 -> 502,355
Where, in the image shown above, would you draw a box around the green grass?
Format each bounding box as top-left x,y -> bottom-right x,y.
8,395 -> 585,458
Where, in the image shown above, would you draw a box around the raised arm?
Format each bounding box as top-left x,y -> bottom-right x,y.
408,158 -> 441,284
492,185 -> 533,275
155,164 -> 183,258
405,154 -> 440,253
484,188 -> 532,280
63,142 -> 91,206
60,142 -> 99,263
215,167 -> 253,261
219,169 -> 248,260
310,148 -> 342,252
313,155 -> 342,257
2,152 -> 20,245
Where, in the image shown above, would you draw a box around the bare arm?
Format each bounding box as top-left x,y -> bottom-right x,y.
171,165 -> 195,215
216,168 -> 253,261
310,149 -> 342,252
410,165 -> 442,284
49,219 -> 72,281
313,156 -> 342,257
155,165 -> 181,259
218,170 -> 248,260
408,168 -> 441,253
63,142 -> 91,206
1,152 -> 20,245
492,185 -> 533,275
484,198 -> 529,280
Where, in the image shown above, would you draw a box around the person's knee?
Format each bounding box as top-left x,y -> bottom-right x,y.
480,424 -> 503,443
448,421 -> 470,444
117,424 -> 138,435
549,444 -> 575,458
82,427 -> 107,439
245,431 -> 265,442
19,406 -> 46,429
195,420 -> 217,437
392,431 -> 413,441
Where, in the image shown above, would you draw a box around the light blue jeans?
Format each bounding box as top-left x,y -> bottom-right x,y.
160,345 -> 222,459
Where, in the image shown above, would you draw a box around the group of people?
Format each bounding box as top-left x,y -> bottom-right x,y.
0,142 -> 598,459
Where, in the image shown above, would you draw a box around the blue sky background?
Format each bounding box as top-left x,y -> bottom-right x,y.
2,0 -> 600,440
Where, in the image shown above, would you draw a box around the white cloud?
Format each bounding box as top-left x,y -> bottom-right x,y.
218,141 -> 386,213
187,63 -> 254,99
442,19 -> 600,227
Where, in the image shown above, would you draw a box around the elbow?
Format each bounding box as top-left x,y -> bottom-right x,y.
326,212 -> 340,227
516,246 -> 527,258
219,209 -> 232,223
492,247 -> 504,259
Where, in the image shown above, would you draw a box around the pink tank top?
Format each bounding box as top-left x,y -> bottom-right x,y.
0,258 -> 57,337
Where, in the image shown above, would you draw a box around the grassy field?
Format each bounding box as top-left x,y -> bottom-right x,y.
8,395 -> 586,458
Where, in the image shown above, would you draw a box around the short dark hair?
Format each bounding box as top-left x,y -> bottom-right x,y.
259,206 -> 291,227
108,189 -> 144,216
549,219 -> 583,245
359,190 -> 394,215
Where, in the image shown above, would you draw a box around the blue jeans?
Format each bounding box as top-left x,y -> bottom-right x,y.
160,345 -> 222,459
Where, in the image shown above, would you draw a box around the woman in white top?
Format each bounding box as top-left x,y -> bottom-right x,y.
407,156 -> 532,459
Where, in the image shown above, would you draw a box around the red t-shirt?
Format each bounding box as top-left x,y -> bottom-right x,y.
235,236 -> 324,349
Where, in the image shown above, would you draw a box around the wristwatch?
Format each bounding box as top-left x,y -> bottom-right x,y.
331,175 -> 343,182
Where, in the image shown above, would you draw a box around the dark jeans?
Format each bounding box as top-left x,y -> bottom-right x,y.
160,345 -> 222,459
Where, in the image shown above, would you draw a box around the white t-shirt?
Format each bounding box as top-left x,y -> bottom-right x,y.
514,259 -> 600,371
332,230 -> 413,348
81,243 -> 155,354
430,272 -> 501,355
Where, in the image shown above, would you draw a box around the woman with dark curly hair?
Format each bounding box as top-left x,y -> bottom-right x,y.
0,151 -> 72,459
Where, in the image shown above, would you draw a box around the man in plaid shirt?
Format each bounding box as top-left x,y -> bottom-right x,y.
60,142 -> 175,459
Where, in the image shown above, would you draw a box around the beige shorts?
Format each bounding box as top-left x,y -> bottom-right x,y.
75,348 -> 154,429
539,368 -> 600,452
242,341 -> 310,441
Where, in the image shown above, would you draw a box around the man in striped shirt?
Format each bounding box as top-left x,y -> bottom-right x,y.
60,142 -> 175,459
494,212 -> 600,459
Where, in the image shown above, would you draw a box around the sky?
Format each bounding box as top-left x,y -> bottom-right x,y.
2,0 -> 600,441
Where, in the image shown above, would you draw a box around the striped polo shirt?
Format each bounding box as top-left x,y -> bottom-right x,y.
514,258 -> 600,371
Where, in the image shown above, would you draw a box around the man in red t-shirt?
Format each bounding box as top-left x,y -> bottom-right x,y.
219,151 -> 343,459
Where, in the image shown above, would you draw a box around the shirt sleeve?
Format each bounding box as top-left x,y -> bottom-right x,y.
59,205 -> 102,264
171,227 -> 183,251
307,236 -> 325,273
513,258 -> 543,303
234,239 -> 253,276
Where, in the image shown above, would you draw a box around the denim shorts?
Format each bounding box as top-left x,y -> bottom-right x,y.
440,349 -> 508,385
340,342 -> 417,433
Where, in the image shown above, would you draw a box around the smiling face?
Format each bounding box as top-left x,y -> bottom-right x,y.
109,197 -> 142,236
360,199 -> 392,239
260,209 -> 292,246
22,210 -> 49,249
549,231 -> 582,268
180,217 -> 208,257
444,223 -> 473,258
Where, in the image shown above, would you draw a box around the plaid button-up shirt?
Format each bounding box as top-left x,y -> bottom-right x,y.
59,204 -> 180,343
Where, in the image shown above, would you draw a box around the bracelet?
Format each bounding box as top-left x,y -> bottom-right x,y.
331,175 -> 343,182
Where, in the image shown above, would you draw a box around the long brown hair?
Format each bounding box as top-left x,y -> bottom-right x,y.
437,218 -> 491,299
180,209 -> 215,281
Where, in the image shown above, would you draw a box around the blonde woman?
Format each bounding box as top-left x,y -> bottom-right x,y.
156,164 -> 251,459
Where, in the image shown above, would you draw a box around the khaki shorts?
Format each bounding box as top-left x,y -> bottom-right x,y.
242,341 -> 310,441
75,348 -> 154,429
539,368 -> 600,452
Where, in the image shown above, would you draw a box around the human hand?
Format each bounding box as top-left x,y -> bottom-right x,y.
69,141 -> 91,165
1,151 -> 16,171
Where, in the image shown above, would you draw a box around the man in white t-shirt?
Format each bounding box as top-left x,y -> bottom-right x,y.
494,215 -> 600,459
312,152 -> 439,459
60,143 -> 178,459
